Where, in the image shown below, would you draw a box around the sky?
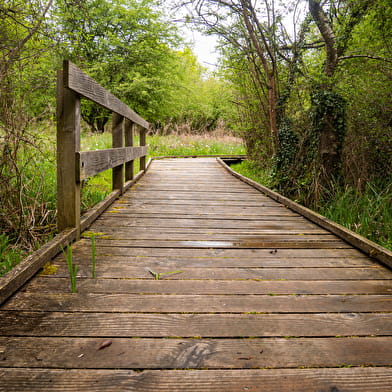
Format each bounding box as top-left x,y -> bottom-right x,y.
164,0 -> 219,70
185,29 -> 219,70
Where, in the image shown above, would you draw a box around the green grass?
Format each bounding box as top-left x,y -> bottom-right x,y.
0,234 -> 22,276
230,160 -> 392,251
317,182 -> 392,251
147,132 -> 245,156
62,244 -> 77,293
229,160 -> 274,188
80,130 -> 245,157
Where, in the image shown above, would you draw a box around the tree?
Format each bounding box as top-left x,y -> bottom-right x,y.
0,0 -> 56,248
53,0 -> 184,130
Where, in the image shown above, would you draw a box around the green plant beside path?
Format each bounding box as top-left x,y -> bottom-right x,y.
62,245 -> 77,293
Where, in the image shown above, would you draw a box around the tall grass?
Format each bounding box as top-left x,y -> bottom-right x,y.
231,160 -> 392,251
317,182 -> 392,250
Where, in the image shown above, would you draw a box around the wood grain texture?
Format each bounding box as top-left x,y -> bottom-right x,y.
1,336 -> 391,369
4,293 -> 392,313
1,311 -> 391,337
64,60 -> 149,129
56,69 -> 81,235
77,146 -> 147,180
1,157 -> 392,390
23,277 -> 392,295
1,368 -> 391,392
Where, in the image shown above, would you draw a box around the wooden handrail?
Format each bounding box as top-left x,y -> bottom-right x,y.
57,60 -> 149,238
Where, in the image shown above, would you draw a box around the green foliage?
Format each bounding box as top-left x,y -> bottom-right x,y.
229,161 -> 274,189
273,118 -> 299,188
148,133 -> 245,157
0,234 -> 22,277
53,0 -> 182,127
318,182 -> 392,251
145,267 -> 183,280
62,244 -> 77,293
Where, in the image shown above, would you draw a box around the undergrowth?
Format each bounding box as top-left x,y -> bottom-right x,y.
231,160 -> 392,251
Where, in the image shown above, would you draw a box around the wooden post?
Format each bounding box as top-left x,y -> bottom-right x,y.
112,112 -> 124,192
56,70 -> 81,238
124,118 -> 134,181
140,127 -> 147,171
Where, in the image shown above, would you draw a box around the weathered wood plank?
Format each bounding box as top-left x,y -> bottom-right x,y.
124,118 -> 135,181
74,238 -> 352,249
77,146 -> 147,180
1,311 -> 391,337
24,277 -> 392,295
112,113 -> 124,191
64,60 -> 149,129
69,245 -> 366,258
56,69 -> 81,235
1,337 -> 391,368
103,206 -> 300,217
122,191 -> 271,201
95,216 -> 314,227
112,199 -> 281,207
53,253 -> 375,268
87,225 -> 331,234
1,368 -> 391,392
83,232 -> 341,242
48,264 -> 391,280
4,293 -> 392,313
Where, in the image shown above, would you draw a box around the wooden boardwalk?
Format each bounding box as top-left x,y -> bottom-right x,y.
1,157 -> 392,391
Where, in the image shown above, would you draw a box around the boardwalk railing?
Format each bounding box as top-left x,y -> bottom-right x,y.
0,61 -> 150,304
57,60 -> 149,238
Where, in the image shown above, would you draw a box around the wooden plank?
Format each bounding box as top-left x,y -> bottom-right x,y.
112,199 -> 281,207
1,368 -> 392,392
4,293 -> 392,313
56,69 -> 81,235
1,311 -> 391,337
83,232 -> 341,242
0,228 -> 77,305
1,336 -> 391,368
77,146 -> 147,180
24,277 -> 392,295
139,127 -> 146,171
133,185 -> 258,193
48,264 -> 391,280
218,158 -> 392,268
76,239 -> 352,249
121,192 -> 270,200
103,206 -> 302,215
112,113 -> 124,192
1,368 -> 391,392
93,217 -> 324,229
55,254 -> 374,268
69,245 -> 366,258
64,60 -> 149,129
96,216 -> 312,226
124,119 -> 134,181
88,225 -> 330,234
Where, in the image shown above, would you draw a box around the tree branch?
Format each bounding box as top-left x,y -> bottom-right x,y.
339,54 -> 392,63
